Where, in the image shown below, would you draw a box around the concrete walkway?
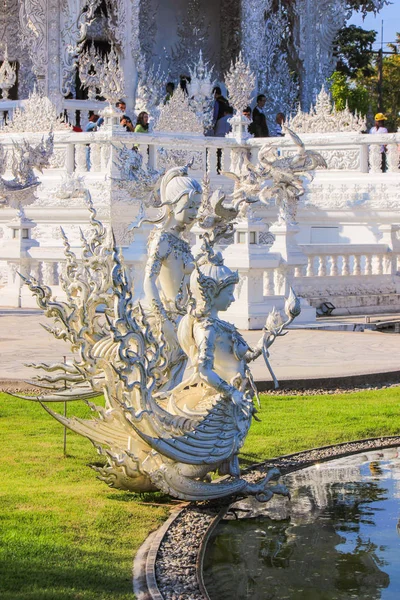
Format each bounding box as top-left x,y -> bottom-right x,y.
2,309 -> 400,388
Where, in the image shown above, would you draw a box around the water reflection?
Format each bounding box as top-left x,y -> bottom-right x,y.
203,448 -> 400,600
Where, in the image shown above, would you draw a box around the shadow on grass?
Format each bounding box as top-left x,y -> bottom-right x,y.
106,490 -> 181,505
0,543 -> 133,600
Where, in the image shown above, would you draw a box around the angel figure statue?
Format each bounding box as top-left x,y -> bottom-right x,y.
141,163 -> 202,389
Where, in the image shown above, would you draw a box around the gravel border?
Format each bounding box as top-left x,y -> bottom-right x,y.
135,435 -> 400,600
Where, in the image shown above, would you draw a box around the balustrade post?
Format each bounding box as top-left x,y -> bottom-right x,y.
294,266 -> 303,278
329,255 -> 338,276
306,256 -> 314,277
101,143 -> 111,171
56,262 -> 64,286
90,143 -> 102,172
360,144 -> 369,173
148,144 -> 158,170
80,110 -> 89,131
208,147 -> 219,177
373,254 -> 384,275
365,255 -> 372,276
369,145 -> 382,173
41,261 -> 55,286
263,270 -> 275,295
75,144 -> 88,172
383,254 -> 392,275
387,144 -> 400,173
353,255 -> 361,276
317,256 -> 326,277
66,143 -> 75,174
342,256 -> 350,276
30,263 -> 40,281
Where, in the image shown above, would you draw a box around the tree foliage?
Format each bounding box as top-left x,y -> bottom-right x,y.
344,0 -> 391,17
329,71 -> 370,116
334,25 -> 377,78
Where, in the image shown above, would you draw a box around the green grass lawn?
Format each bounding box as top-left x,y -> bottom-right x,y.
1,388 -> 400,599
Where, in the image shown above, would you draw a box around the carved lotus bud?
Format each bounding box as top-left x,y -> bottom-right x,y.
285,287 -> 301,319
265,307 -> 283,333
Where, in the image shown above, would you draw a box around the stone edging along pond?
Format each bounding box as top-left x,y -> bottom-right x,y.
134,435 -> 400,600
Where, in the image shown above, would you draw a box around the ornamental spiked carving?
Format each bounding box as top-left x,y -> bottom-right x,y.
287,86 -> 366,134
1,88 -> 68,133
19,162 -> 300,503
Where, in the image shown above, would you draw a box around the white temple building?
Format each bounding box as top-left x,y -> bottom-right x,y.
0,1 -> 399,326
1,0 -> 359,115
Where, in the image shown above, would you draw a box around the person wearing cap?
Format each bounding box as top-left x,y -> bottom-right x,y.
370,113 -> 388,172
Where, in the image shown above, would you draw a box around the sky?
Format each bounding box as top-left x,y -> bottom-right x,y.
348,1 -> 400,50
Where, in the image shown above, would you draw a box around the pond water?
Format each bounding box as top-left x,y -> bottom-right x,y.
203,448 -> 400,600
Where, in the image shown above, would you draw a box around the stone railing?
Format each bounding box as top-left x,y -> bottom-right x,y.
0,127 -> 399,177
1,127 -> 400,318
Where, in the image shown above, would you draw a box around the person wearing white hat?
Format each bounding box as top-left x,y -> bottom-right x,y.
370,113 -> 388,171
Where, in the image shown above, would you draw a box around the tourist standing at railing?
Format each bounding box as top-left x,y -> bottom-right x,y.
273,112 -> 286,137
134,111 -> 149,133
116,99 -> 127,115
212,86 -> 230,134
370,113 -> 388,172
252,95 -> 269,138
214,106 -> 233,137
116,99 -> 133,125
120,115 -> 135,132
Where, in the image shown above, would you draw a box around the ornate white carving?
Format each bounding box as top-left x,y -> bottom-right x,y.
19,0 -> 47,92
1,88 -> 69,132
135,63 -> 165,123
60,0 -> 85,98
169,0 -> 212,79
157,148 -> 204,173
293,0 -> 347,109
257,4 -> 298,120
98,44 -> 125,106
154,87 -> 203,134
288,87 -> 366,134
187,51 -> 215,132
19,177 -> 299,502
0,45 -> 16,99
78,42 -> 103,100
225,52 -> 255,116
225,52 -> 256,143
304,182 -> 400,211
0,133 -> 54,209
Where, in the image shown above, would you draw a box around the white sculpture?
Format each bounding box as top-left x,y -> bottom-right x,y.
287,86 -> 366,134
187,51 -> 215,132
225,127 -> 327,224
0,44 -> 16,100
1,87 -> 68,133
19,161 -> 301,502
155,87 -> 203,134
0,133 -> 54,209
225,52 -> 255,143
78,42 -> 103,101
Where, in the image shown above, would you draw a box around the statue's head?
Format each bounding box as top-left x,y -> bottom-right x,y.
160,164 -> 202,227
190,249 -> 239,315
